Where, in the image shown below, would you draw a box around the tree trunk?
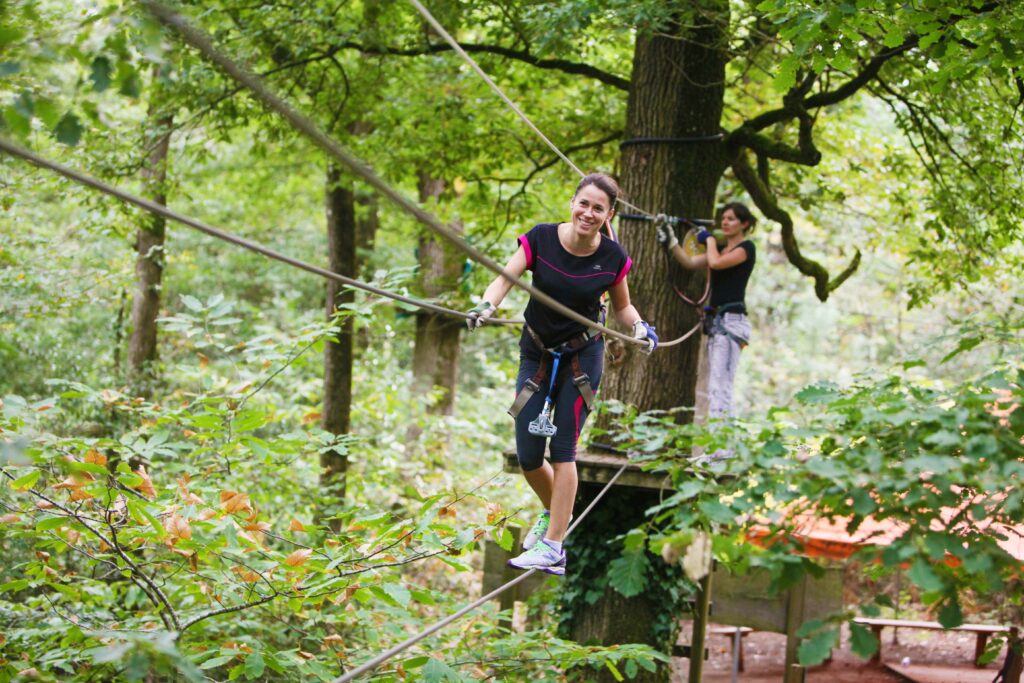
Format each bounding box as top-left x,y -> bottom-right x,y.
599,5 -> 731,419
127,100 -> 172,391
321,164 -> 357,501
410,172 -> 463,417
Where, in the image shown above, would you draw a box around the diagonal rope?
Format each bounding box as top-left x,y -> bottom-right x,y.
0,138 -> 525,325
332,460 -> 632,683
406,0 -> 654,219
140,0 -> 647,349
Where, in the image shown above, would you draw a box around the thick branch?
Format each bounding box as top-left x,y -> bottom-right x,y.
328,40 -> 630,91
732,151 -> 860,301
726,111 -> 821,165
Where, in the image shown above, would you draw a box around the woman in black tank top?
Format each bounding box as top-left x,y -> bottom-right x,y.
656,202 -> 758,427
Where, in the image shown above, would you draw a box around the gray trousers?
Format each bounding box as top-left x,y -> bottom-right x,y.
707,312 -> 751,420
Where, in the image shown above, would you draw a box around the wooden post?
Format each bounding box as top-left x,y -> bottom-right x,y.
688,571 -> 713,683
783,574 -> 807,683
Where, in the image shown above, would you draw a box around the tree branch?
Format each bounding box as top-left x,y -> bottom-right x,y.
325,40 -> 630,91
731,151 -> 860,301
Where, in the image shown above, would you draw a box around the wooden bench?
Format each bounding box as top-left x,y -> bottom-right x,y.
708,626 -> 753,672
853,617 -> 1015,667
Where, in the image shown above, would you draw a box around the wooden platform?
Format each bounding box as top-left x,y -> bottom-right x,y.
883,662 -> 998,683
502,448 -> 673,490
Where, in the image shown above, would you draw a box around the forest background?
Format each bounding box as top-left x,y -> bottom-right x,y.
1,0 -> 1023,681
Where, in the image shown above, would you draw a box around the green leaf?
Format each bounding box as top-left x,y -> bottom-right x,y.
624,658 -> 638,679
937,598 -> 963,628
604,659 -> 625,681
0,579 -> 30,593
907,558 -> 943,591
36,517 -> 67,532
10,469 -> 41,491
797,627 -> 838,665
381,582 -> 411,607
773,54 -> 800,92
181,294 -> 204,312
849,622 -> 878,659
54,112 -> 82,146
608,550 -> 649,598
410,589 -> 436,605
90,56 -> 112,92
421,657 -> 457,682
3,105 -> 31,137
941,335 -> 982,363
244,652 -> 265,680
200,654 -> 237,670
0,27 -> 27,46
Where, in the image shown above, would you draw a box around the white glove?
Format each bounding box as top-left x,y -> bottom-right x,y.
632,320 -> 658,354
655,218 -> 678,250
466,300 -> 495,331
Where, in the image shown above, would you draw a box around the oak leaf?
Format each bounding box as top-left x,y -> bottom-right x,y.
164,513 -> 192,541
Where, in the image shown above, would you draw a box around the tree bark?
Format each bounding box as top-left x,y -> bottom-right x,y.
410,172 -> 463,417
598,5 -> 732,420
321,164 -> 357,499
127,96 -> 172,390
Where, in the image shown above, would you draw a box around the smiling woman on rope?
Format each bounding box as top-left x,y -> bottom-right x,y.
656,202 -> 757,432
465,172 -> 658,575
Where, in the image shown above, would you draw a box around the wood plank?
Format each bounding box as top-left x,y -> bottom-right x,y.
854,618 -> 1010,633
882,662 -> 998,683
503,449 -> 674,490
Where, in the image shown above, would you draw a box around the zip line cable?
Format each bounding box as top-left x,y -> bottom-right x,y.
332,460 -> 631,683
0,138 -> 525,326
140,0 -> 648,350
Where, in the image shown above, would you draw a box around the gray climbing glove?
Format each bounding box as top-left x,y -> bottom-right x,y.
466,300 -> 495,331
654,215 -> 678,250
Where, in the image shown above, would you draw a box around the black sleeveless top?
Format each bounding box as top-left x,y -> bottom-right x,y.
518,223 -> 631,346
709,240 -> 756,309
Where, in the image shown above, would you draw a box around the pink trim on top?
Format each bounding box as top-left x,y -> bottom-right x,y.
518,234 -> 534,269
536,254 -> 617,279
612,257 -> 633,286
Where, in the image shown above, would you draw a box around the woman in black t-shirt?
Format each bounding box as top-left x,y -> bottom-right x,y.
656,202 -> 757,422
465,173 -> 658,575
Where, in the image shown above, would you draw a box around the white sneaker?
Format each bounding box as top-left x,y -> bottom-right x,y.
507,540 -> 566,576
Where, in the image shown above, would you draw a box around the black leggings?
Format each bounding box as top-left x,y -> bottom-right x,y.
514,334 -> 604,471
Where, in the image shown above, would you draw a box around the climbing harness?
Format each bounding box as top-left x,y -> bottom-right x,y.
702,302 -> 749,348
509,327 -> 599,437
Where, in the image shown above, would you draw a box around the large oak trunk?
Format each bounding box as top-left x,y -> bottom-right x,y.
599,6 -> 731,419
321,164 -> 357,500
127,101 -> 172,390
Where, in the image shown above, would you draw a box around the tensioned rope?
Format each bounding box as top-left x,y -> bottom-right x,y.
0,138 -> 525,326
332,460 -> 631,683
140,0 -> 648,350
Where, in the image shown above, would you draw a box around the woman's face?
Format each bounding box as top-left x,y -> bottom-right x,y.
720,208 -> 750,237
570,184 -> 614,239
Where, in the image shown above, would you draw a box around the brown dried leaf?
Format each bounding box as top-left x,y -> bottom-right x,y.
486,503 -> 502,525
0,514 -> 21,524
289,518 -> 305,532
297,651 -> 314,661
322,634 -> 344,649
133,466 -> 157,499
68,488 -> 94,502
198,508 -> 218,521
197,352 -> 209,369
164,513 -> 192,541
35,551 -> 50,562
84,449 -> 107,466
284,548 -> 313,567
219,491 -> 252,515
301,411 -> 321,425
35,500 -> 54,510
